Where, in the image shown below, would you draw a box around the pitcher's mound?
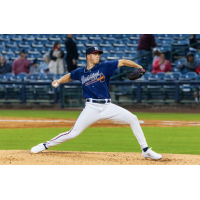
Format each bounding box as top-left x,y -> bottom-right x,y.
0,150 -> 200,165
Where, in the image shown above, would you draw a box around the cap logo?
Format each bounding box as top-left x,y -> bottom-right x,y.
94,47 -> 98,50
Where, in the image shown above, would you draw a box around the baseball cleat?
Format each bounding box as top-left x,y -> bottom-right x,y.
30,143 -> 47,154
142,148 -> 162,160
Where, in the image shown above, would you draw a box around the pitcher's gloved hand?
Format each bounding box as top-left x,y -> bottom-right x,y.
128,68 -> 146,80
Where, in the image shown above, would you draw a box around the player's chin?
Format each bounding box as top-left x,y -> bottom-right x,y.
95,60 -> 100,64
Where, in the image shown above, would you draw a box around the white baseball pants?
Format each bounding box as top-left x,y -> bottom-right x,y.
45,102 -> 148,149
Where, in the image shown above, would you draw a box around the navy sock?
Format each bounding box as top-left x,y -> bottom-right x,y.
43,143 -> 48,149
143,147 -> 149,152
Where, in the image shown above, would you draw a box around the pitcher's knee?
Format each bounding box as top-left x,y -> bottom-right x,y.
130,114 -> 138,123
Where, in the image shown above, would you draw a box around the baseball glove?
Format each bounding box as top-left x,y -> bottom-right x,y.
128,68 -> 146,80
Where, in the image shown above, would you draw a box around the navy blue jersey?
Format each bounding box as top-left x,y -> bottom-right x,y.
70,60 -> 118,99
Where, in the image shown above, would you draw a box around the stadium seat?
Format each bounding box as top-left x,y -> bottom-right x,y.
77,60 -> 87,68
107,54 -> 120,60
10,75 -> 24,82
173,34 -> 191,40
186,72 -> 197,80
32,42 -> 45,48
85,41 -> 99,47
122,53 -> 136,60
171,72 -> 182,80
141,72 -> 151,80
127,40 -> 138,47
113,40 -> 126,47
124,47 -> 137,53
171,39 -> 190,58
24,75 -> 40,82
156,72 -> 166,80
99,41 -> 113,47
49,35 -> 63,42
163,74 -> 176,81
148,74 -> 161,81
179,74 -> 191,81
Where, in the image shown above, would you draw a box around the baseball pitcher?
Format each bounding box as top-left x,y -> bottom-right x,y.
31,47 -> 162,160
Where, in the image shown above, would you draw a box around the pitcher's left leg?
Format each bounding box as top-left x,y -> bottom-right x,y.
102,103 -> 148,148
102,103 -> 162,159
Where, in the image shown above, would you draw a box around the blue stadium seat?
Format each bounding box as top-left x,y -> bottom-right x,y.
99,41 -> 113,47
197,75 -> 200,80
179,74 -> 191,81
36,35 -> 48,42
122,53 -> 137,60
6,42 -> 18,48
127,40 -> 138,47
101,46 -> 114,52
163,74 -> 176,81
148,74 -> 161,81
174,58 -> 187,66
110,47 -> 126,54
157,34 -> 174,38
32,42 -> 44,48
173,34 -> 190,40
44,42 -> 55,48
141,72 -> 151,80
171,39 -> 190,58
107,54 -> 120,60
24,75 -> 40,82
77,60 -> 87,68
88,38 -> 102,43
77,45 -> 85,52
49,35 -> 62,42
171,72 -> 182,79
156,72 -> 166,80
10,75 -> 24,82
113,40 -> 126,47
124,46 -> 137,53
85,41 -> 99,47
186,72 -> 197,80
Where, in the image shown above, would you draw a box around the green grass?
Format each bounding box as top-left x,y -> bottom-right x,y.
0,110 -> 200,121
1,127 -> 200,155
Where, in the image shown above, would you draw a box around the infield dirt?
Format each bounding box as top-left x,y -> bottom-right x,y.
0,150 -> 200,165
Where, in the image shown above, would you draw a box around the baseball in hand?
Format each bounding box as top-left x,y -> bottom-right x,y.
52,81 -> 58,87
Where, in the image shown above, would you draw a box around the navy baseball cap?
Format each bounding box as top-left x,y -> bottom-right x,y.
187,52 -> 194,57
86,47 -> 103,56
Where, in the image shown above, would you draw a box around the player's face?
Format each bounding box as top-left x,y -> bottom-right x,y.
89,53 -> 100,64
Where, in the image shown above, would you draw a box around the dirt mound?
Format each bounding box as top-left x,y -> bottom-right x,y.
0,150 -> 200,165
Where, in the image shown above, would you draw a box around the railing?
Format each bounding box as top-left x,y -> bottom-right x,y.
0,80 -> 199,107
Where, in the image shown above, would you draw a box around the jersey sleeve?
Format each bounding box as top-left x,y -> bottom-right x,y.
70,68 -> 80,80
106,60 -> 119,77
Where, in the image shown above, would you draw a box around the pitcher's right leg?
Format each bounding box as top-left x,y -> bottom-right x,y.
30,103 -> 100,153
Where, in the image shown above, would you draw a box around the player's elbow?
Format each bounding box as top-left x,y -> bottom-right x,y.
118,59 -> 126,67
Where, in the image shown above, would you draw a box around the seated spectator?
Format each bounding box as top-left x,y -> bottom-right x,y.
12,49 -> 31,75
49,42 -> 65,74
29,59 -> 41,75
40,54 -> 50,74
0,56 -> 12,75
152,53 -> 172,73
177,52 -> 200,74
152,48 -> 161,66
